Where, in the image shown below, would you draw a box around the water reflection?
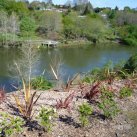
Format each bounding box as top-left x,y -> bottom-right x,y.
0,44 -> 136,92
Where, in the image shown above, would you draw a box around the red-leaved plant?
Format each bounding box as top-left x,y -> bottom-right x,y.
81,82 -> 101,101
55,91 -> 75,111
0,88 -> 6,104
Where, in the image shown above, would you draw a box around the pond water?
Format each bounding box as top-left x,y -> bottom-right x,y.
0,43 -> 137,92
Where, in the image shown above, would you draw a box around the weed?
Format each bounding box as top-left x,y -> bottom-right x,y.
0,112 -> 24,137
98,88 -> 120,119
37,107 -> 56,132
82,76 -> 93,84
119,87 -> 132,98
78,103 -> 93,127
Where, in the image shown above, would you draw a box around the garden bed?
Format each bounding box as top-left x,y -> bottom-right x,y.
1,79 -> 137,137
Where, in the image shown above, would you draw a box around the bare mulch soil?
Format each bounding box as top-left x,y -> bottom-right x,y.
1,79 -> 137,137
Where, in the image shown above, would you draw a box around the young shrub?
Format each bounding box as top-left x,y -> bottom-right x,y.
55,91 -> 75,111
0,88 -> 6,104
37,107 -> 56,132
13,79 -> 42,119
81,82 -> 101,101
31,76 -> 53,90
0,112 -> 24,137
124,53 -> 137,73
119,87 -> 132,98
78,103 -> 93,127
98,88 -> 120,119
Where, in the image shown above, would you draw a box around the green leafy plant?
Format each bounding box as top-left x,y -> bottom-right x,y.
98,88 -> 120,119
37,107 -> 56,132
31,76 -> 53,90
78,103 -> 93,127
0,112 -> 24,137
85,62 -> 116,84
82,76 -> 93,84
119,87 -> 132,98
124,53 -> 137,73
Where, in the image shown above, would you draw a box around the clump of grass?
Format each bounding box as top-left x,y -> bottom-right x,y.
119,87 -> 132,98
31,76 -> 52,90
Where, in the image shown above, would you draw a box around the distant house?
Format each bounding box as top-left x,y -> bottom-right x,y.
100,12 -> 107,19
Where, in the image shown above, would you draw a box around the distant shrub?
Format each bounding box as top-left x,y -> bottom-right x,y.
124,53 -> 137,73
119,87 -> 132,98
31,76 -> 52,90
123,38 -> 137,47
78,103 -> 93,127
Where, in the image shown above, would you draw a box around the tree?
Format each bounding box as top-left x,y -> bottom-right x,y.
0,10 -> 8,44
82,2 -> 93,15
37,11 -> 63,39
124,6 -> 131,12
8,12 -> 19,42
0,0 -> 29,16
29,1 -> 42,10
20,17 -> 36,38
115,6 -> 119,11
108,9 -> 116,19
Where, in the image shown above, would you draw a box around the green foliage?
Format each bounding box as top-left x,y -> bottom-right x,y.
124,38 -> 137,47
63,11 -> 107,42
0,0 -> 29,16
20,17 -> 36,38
82,76 -> 93,84
37,107 -> 56,132
119,87 -> 132,98
35,11 -> 63,39
88,62 -> 115,82
108,9 -> 116,19
78,103 -> 93,127
118,25 -> 137,46
81,2 -> 93,15
98,89 -> 120,118
31,76 -> 52,90
0,112 -> 24,136
124,53 -> 137,73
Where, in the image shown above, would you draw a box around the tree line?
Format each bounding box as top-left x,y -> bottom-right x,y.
0,0 -> 137,46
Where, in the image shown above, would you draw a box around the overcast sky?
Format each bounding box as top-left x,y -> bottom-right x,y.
28,0 -> 137,9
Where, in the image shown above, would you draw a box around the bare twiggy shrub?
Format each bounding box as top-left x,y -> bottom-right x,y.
10,44 -> 42,119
